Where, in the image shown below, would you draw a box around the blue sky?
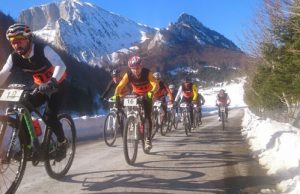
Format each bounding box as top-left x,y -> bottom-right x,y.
0,0 -> 261,49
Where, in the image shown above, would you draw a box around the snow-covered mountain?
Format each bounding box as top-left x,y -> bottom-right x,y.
18,0 -> 155,67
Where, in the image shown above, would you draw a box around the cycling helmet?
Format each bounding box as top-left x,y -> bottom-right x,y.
169,84 -> 175,89
6,23 -> 32,40
111,69 -> 120,77
153,72 -> 161,80
128,55 -> 141,69
183,77 -> 191,83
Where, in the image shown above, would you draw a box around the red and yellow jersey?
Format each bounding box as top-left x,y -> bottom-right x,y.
153,81 -> 173,101
115,68 -> 157,96
182,82 -> 198,101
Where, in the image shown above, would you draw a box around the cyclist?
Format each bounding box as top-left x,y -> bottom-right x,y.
100,68 -> 129,101
114,55 -> 157,151
152,72 -> 173,119
175,77 -> 198,128
195,89 -> 205,124
168,84 -> 178,115
1,23 -> 68,160
216,89 -> 231,121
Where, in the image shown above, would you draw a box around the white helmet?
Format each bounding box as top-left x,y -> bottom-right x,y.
153,72 -> 161,80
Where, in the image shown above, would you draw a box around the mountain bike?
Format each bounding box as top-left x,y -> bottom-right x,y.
152,100 -> 168,137
166,102 -> 177,132
122,95 -> 151,165
103,97 -> 126,146
180,102 -> 192,136
0,84 -> 76,194
192,103 -> 202,129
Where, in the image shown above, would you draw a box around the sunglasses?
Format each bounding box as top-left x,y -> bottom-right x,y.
9,35 -> 28,43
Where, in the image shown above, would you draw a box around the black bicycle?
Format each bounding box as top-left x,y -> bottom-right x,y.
103,97 -> 126,146
122,95 -> 151,165
0,84 -> 76,194
179,102 -> 192,136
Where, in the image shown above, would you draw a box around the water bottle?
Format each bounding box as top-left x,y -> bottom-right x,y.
32,117 -> 42,136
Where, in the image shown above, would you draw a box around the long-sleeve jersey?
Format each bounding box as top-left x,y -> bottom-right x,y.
153,81 -> 173,101
174,84 -> 198,102
115,68 -> 157,96
0,43 -> 66,86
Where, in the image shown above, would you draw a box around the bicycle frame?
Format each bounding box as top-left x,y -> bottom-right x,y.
1,87 -> 50,161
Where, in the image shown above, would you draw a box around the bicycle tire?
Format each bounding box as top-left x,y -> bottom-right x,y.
44,114 -> 76,179
160,112 -> 168,136
221,112 -> 225,130
103,112 -> 118,146
151,111 -> 159,140
123,116 -> 138,165
0,116 -> 27,194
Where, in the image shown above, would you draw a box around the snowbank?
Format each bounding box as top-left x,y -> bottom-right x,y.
242,109 -> 300,193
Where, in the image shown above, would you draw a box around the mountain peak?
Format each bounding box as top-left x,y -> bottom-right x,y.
177,13 -> 203,27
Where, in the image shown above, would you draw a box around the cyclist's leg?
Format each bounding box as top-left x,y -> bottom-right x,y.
142,96 -> 152,140
225,106 -> 229,118
45,83 -> 66,142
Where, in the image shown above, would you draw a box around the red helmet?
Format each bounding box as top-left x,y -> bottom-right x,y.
128,55 -> 141,69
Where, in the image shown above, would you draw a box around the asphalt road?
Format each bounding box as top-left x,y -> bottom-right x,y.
16,108 -> 278,194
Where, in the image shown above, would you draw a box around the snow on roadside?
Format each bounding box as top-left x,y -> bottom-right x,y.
242,109 -> 300,193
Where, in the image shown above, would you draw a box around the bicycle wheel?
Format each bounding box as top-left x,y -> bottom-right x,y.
160,112 -> 168,136
103,112 -> 118,146
221,112 -> 225,130
173,112 -> 179,130
183,112 -> 191,136
123,116 -> 138,165
151,112 -> 159,140
0,116 -> 27,194
44,114 -> 76,179
167,111 -> 173,132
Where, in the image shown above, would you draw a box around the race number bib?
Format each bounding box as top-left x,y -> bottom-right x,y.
180,103 -> 187,108
0,89 -> 23,102
124,97 -> 138,107
153,101 -> 162,107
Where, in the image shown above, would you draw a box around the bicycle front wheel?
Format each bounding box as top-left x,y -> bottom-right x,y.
44,114 -> 76,179
103,112 -> 118,146
0,116 -> 27,194
123,116 -> 138,165
221,112 -> 225,130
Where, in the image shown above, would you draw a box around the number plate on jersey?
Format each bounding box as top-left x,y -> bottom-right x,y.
167,104 -> 173,109
153,101 -> 161,107
180,103 -> 187,108
124,97 -> 138,106
0,89 -> 23,102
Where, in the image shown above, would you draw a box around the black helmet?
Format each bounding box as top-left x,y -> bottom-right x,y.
6,23 -> 32,40
184,77 -> 191,83
111,69 -> 120,77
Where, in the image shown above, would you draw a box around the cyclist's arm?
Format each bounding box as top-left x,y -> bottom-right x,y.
115,73 -> 129,96
148,72 -> 158,93
44,46 -> 66,81
200,94 -> 205,104
227,95 -> 231,105
102,80 -> 114,99
0,55 -> 13,86
174,86 -> 182,102
192,84 -> 198,101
